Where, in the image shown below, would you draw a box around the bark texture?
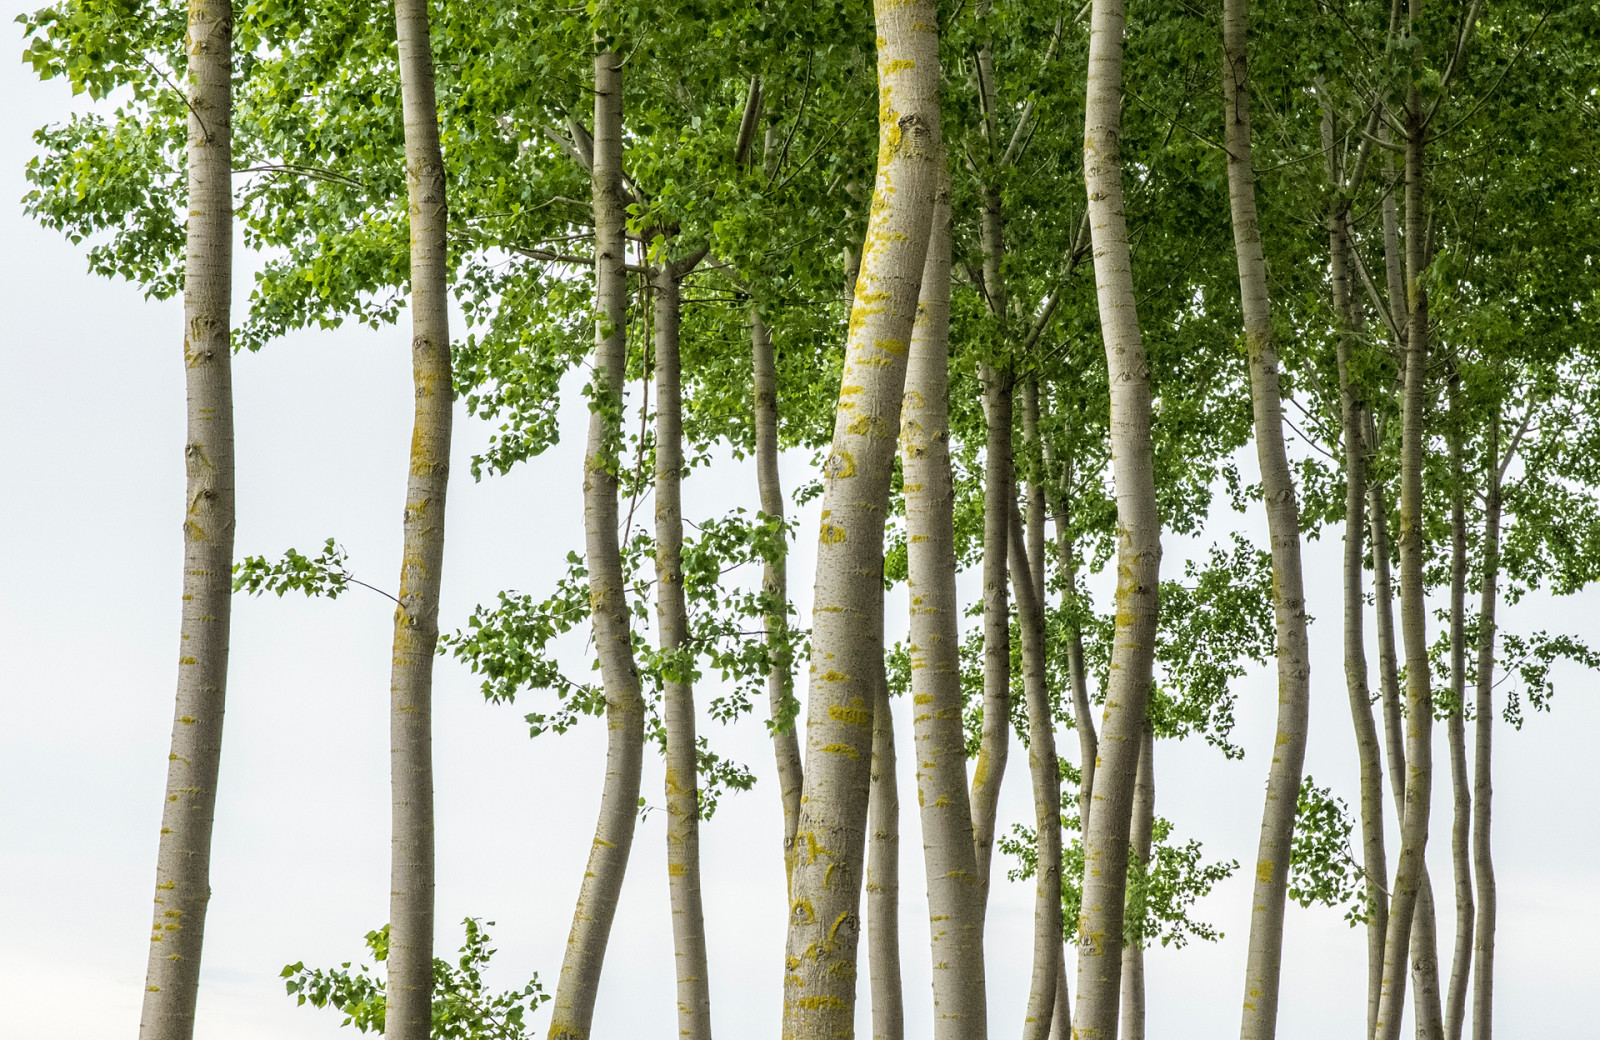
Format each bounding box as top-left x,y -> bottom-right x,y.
656,265 -> 714,1040
753,309 -> 805,887
867,654 -> 903,1040
1222,4 -> 1315,1035
1118,724 -> 1155,1040
901,175 -> 987,1040
780,4 -> 941,1032
385,1 -> 453,1034
548,49 -> 648,1040
139,4 -> 234,1036
1444,379 -> 1474,1040
1073,0 -> 1163,1029
1471,415 -> 1501,1040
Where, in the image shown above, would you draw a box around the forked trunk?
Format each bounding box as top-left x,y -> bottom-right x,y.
901,169 -> 987,1040
1221,3 -> 1315,1034
1073,0 -> 1163,1030
656,264 -> 714,1040
780,4 -> 942,1032
139,4 -> 234,1036
548,49 -> 648,1040
384,1 -> 454,1034
752,310 -> 804,887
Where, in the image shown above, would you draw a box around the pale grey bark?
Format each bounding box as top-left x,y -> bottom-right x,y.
868,651 -> 903,1040
901,172 -> 987,1040
752,310 -> 805,887
1048,955 -> 1073,1040
384,2 -> 453,1035
1010,503 -> 1062,1040
548,49 -> 647,1040
1073,0 -> 1163,1030
139,4 -> 234,1036
656,263 -> 714,1040
1119,723 -> 1155,1040
1471,413 -> 1501,1040
1412,875 -> 1447,1040
1221,4 -> 1315,1035
1371,52 -> 1437,1039
1444,377 -> 1474,1040
780,5 -> 942,1032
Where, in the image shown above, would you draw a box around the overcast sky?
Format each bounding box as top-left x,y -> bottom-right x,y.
2,22 -> 1597,1040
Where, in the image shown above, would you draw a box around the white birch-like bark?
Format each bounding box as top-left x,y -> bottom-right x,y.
780,3 -> 942,1031
1073,0 -> 1163,1030
901,173 -> 988,1040
1471,413 -> 1501,1040
656,264 -> 714,1040
868,652 -> 903,1040
548,49 -> 647,1040
753,310 -> 805,887
384,1 -> 453,1034
969,371 -> 1012,910
1010,503 -> 1062,1040
138,5 -> 234,1035
1444,377 -> 1474,1040
1221,4 -> 1315,1034
1118,723 -> 1155,1040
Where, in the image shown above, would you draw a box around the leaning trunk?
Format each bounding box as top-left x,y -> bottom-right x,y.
901,168 -> 987,1040
1010,504 -> 1063,1040
1471,412 -> 1501,1040
753,310 -> 804,886
1073,0 -> 1164,1030
656,264 -> 714,1040
868,653 -> 903,1040
780,4 -> 942,1032
1444,375 -> 1474,1040
1221,3 -> 1315,1035
1372,54 -> 1437,1040
383,2 -> 454,1035
548,48 -> 648,1040
139,4 -> 234,1036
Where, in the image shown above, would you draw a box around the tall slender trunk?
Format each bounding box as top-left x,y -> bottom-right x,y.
1412,875 -> 1446,1039
1073,0 -> 1163,1030
656,263 -> 714,1040
1444,375 -> 1474,1040
384,2 -> 453,1035
1471,412 -> 1501,1040
901,169 -> 987,1040
1010,503 -> 1063,1040
1372,46 -> 1437,1039
548,49 -> 647,1040
969,369 -> 1013,910
1221,5 -> 1315,1035
1119,723 -> 1155,1040
1370,481 -> 1405,810
1329,200 -> 1389,1038
868,651 -> 903,1040
780,5 -> 941,1033
139,5 -> 234,1036
753,310 -> 804,888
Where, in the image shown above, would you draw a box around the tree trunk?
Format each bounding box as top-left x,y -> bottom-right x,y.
868,652 -> 903,1040
548,49 -> 648,1040
1073,0 -> 1163,1030
753,309 -> 804,889
1010,503 -> 1062,1040
1444,376 -> 1474,1040
901,169 -> 987,1040
1119,723 -> 1155,1040
1412,874 -> 1447,1040
1372,59 -> 1437,1040
1470,412 -> 1501,1040
384,2 -> 453,1035
656,264 -> 714,1040
1221,4 -> 1315,1036
780,4 -> 942,1032
139,4 -> 234,1036
969,365 -> 1013,911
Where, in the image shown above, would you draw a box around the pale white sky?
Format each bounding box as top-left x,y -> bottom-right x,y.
2,25 -> 1596,1039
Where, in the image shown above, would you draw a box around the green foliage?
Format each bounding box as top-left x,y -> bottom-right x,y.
1288,777 -> 1369,928
233,538 -> 354,600
282,918 -> 548,1038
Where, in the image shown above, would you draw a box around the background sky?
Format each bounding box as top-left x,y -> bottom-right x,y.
2,20 -> 1597,1039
